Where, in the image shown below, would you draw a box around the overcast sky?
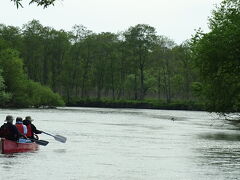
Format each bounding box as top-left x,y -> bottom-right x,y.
0,0 -> 222,44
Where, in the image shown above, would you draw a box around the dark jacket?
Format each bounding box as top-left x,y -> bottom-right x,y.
0,122 -> 21,141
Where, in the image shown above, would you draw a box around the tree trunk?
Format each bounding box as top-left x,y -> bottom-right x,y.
157,69 -> 161,100
134,73 -> 138,100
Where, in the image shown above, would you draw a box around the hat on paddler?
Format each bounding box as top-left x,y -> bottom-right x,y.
5,115 -> 13,123
25,116 -> 34,122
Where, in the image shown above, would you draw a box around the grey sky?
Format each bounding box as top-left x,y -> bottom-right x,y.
1,0 -> 222,44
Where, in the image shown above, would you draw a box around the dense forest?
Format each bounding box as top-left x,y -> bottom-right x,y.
0,21 -> 200,109
0,0 -> 239,116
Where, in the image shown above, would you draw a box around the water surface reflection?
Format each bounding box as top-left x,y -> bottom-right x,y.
199,132 -> 240,141
0,107 -> 240,180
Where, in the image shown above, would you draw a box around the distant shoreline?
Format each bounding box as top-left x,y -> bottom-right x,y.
66,99 -> 205,111
0,99 -> 205,111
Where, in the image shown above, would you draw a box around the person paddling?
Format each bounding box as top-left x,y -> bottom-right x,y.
15,117 -> 33,143
0,115 -> 22,141
23,116 -> 42,139
15,117 -> 27,136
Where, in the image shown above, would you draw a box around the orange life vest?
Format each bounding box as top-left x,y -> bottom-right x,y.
15,124 -> 24,135
26,124 -> 33,137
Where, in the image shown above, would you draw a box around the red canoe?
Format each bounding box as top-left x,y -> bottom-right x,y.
0,138 -> 39,154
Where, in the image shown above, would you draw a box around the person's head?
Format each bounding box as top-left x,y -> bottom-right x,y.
5,115 -> 14,124
25,116 -> 34,122
16,117 -> 23,123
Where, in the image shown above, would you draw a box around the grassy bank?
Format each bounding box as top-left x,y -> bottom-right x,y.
66,99 -> 205,111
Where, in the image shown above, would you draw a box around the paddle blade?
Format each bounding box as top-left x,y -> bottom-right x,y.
32,139 -> 49,146
54,135 -> 67,143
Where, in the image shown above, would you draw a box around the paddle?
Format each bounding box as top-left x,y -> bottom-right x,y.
42,131 -> 67,143
30,138 -> 49,146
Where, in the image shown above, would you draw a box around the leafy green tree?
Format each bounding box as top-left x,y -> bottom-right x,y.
191,0 -> 240,114
60,25 -> 93,102
124,24 -> 157,100
0,69 -> 11,106
124,74 -> 139,99
171,43 -> 196,100
21,20 -> 70,91
21,20 -> 45,82
0,24 -> 22,51
150,36 -> 175,103
98,32 -> 120,100
0,48 -> 64,107
0,49 -> 30,106
115,38 -> 131,99
90,33 -> 110,99
42,28 -> 70,91
79,34 -> 95,99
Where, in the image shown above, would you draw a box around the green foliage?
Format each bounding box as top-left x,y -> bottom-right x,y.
0,48 -> 64,107
0,69 -> 12,105
11,0 -> 57,8
124,74 -> 138,94
0,20 -> 203,109
26,80 -> 65,107
6,1 -> 239,113
144,71 -> 157,94
124,24 -> 158,99
0,24 -> 22,50
0,49 -> 26,92
191,82 -> 203,97
0,49 -> 29,106
191,0 -> 240,113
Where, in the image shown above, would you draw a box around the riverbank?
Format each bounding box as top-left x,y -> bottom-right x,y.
0,99 -> 205,111
66,99 -> 205,111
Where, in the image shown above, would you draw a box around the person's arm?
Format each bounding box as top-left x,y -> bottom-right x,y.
31,124 -> 42,134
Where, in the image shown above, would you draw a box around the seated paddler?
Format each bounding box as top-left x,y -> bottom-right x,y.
15,117 -> 31,143
0,115 -> 22,141
15,117 -> 27,136
23,116 -> 42,139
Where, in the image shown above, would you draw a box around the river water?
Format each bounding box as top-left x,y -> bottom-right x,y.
0,107 -> 240,180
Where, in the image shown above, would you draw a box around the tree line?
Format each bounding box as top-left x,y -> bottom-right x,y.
1,0 -> 239,116
0,20 -> 200,108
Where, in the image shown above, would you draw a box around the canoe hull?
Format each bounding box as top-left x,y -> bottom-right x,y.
0,138 -> 39,154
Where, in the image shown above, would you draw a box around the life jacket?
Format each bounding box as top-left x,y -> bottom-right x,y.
15,124 -> 24,135
26,124 -> 33,138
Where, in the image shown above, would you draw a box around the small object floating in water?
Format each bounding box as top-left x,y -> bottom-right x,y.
171,117 -> 175,121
